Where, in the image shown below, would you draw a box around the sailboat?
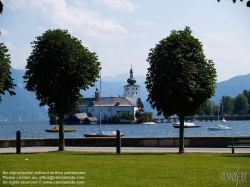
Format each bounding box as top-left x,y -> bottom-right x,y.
207,102 -> 231,131
83,70 -> 124,137
141,113 -> 156,125
220,98 -> 227,123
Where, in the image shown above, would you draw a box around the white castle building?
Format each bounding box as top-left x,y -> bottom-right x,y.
76,66 -> 140,124
124,65 -> 140,101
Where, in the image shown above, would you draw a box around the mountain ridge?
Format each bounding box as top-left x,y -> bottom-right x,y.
0,69 -> 250,120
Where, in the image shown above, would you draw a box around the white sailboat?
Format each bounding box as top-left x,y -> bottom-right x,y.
84,69 -> 124,137
221,118 -> 227,123
207,102 -> 231,131
173,122 -> 201,128
220,98 -> 227,123
141,113 -> 156,125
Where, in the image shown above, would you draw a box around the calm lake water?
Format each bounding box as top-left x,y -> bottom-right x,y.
0,120 -> 250,139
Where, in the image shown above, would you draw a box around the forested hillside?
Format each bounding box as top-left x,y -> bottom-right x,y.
1,69 -> 250,120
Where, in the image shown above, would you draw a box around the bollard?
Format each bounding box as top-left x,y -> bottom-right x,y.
16,131 -> 21,154
116,130 -> 121,154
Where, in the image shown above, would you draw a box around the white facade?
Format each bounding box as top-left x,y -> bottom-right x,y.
124,84 -> 140,101
78,97 -> 138,120
77,65 -> 140,121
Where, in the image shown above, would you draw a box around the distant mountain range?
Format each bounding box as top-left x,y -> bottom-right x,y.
0,68 -> 250,120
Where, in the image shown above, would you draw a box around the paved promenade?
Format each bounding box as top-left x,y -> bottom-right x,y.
1,147 -> 250,154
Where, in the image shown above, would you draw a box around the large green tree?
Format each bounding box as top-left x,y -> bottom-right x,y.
222,96 -> 234,115
23,29 -> 100,151
234,94 -> 249,115
0,43 -> 16,102
242,89 -> 250,114
217,0 -> 250,7
145,27 -> 217,153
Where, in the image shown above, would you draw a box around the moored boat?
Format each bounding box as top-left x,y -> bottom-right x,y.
84,131 -> 124,137
45,126 -> 76,132
173,122 -> 201,128
141,122 -> 156,125
207,124 -> 232,131
221,118 -> 227,123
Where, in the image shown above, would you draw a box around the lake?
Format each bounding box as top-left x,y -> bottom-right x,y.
0,120 -> 249,139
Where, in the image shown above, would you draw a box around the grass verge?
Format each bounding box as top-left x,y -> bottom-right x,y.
0,151 -> 249,187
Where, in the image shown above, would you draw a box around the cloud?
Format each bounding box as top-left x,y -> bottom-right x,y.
29,0 -> 127,39
93,0 -> 135,11
4,41 -> 31,70
132,20 -> 155,27
0,28 -> 9,36
3,0 -> 31,11
201,32 -> 233,45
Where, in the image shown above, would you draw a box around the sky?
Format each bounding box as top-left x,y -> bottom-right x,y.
1,0 -> 250,82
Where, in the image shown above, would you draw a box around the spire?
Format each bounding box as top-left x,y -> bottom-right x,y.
127,65 -> 136,85
95,87 -> 100,99
130,65 -> 133,78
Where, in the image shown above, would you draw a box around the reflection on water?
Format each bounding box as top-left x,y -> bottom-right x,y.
0,120 -> 249,139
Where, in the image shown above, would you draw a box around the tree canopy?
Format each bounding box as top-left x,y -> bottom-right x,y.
145,27 -> 217,153
234,94 -> 249,114
217,0 -> 250,7
0,1 -> 3,14
0,43 -> 16,102
23,29 -> 100,151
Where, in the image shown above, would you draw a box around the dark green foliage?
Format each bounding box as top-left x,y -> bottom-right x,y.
234,94 -> 249,115
0,1 -> 3,14
135,111 -> 153,123
136,98 -> 144,112
196,100 -> 214,116
217,0 -> 250,8
222,96 -> 234,115
0,43 -> 16,102
120,111 -> 133,120
242,89 -> 250,106
24,29 -> 100,116
146,27 -> 217,118
111,114 -> 120,123
23,29 -> 100,150
146,27 -> 217,153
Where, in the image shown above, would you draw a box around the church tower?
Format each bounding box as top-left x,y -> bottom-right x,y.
124,65 -> 140,101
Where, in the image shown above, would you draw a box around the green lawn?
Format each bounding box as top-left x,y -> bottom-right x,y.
0,151 -> 249,187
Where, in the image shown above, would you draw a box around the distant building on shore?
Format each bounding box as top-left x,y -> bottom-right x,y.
75,66 -> 140,124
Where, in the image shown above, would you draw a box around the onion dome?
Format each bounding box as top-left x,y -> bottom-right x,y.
127,65 -> 136,85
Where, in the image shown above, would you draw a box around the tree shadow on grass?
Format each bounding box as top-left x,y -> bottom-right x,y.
64,152 -> 169,156
218,153 -> 250,158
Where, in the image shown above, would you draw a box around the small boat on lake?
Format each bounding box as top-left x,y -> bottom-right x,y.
45,126 -> 76,132
221,118 -> 227,123
84,131 -> 124,137
141,113 -> 156,125
83,72 -> 124,138
141,121 -> 156,125
207,124 -> 232,131
173,122 -> 201,128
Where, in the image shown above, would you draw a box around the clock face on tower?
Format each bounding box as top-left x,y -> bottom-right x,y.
125,87 -> 129,91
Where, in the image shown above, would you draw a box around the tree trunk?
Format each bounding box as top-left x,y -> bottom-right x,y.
179,116 -> 185,154
58,113 -> 65,151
